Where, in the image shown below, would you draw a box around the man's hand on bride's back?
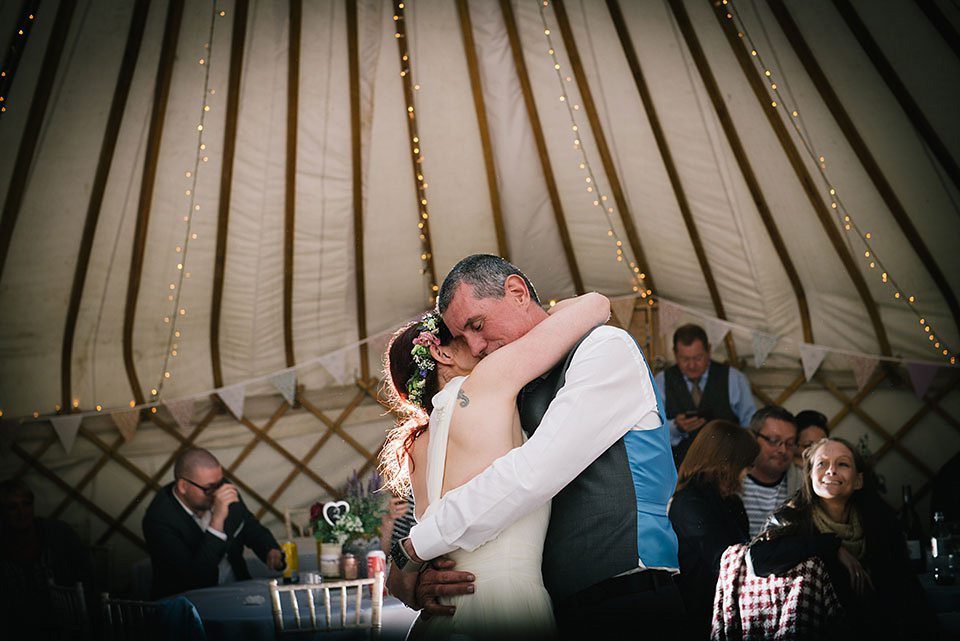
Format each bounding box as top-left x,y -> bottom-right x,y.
387,555 -> 475,617
417,557 -> 475,618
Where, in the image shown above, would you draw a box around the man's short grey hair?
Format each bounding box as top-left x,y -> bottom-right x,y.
437,254 -> 540,313
749,405 -> 797,434
174,448 -> 220,480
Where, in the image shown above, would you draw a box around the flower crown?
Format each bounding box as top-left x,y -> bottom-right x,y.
406,312 -> 442,409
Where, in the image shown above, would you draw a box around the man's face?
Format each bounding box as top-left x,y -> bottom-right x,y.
177,465 -> 224,514
674,339 -> 710,380
0,491 -> 35,531
752,418 -> 798,480
442,281 -> 534,358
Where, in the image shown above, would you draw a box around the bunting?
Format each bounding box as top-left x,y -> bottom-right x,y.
165,398 -> 195,430
50,414 -> 83,455
319,350 -> 348,385
269,368 -> 297,405
751,331 -> 778,369
849,355 -> 879,392
610,297 -> 636,329
110,409 -> 141,441
705,317 -> 731,349
658,299 -> 684,339
799,343 -> 829,382
906,363 -> 939,399
218,384 -> 246,420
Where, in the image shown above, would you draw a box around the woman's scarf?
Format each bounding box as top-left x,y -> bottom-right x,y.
813,504 -> 866,560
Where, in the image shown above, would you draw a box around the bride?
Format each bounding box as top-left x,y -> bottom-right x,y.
380,292 -> 610,640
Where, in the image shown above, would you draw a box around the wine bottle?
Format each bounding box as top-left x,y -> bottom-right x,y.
897,485 -> 925,573
931,511 -> 955,585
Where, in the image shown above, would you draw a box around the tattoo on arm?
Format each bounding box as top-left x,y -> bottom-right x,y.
457,390 -> 470,408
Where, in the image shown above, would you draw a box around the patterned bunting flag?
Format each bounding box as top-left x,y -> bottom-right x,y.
165,398 -> 195,430
658,299 -> 684,339
50,414 -> 83,455
610,297 -> 636,329
218,384 -> 246,419
799,343 -> 829,382
849,355 -> 879,392
751,331 -> 778,368
269,368 -> 297,405
705,317 -> 731,349
319,350 -> 347,386
110,409 -> 141,441
905,363 -> 938,399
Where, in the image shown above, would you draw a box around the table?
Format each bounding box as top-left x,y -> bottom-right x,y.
178,579 -> 418,641
919,572 -> 960,635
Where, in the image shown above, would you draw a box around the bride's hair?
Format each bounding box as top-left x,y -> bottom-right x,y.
379,311 -> 453,495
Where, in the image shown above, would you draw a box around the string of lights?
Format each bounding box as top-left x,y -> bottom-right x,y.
721,0 -> 955,364
394,0 -> 438,306
0,3 -> 39,117
535,1 -> 650,301
153,3 -> 224,399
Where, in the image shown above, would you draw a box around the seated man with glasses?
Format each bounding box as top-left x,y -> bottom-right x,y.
142,448 -> 284,598
740,406 -> 802,538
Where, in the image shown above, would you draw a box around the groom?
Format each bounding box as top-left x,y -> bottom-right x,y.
388,255 -> 685,636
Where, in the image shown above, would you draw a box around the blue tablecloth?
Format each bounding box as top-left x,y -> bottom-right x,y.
178,579 -> 417,641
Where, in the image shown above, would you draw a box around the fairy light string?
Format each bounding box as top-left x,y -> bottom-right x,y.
394,0 -> 438,306
536,1 -> 651,301
0,5 -> 38,116
721,0 -> 955,364
153,3 -> 223,399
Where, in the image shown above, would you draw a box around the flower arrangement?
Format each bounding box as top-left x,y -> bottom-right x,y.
310,471 -> 387,545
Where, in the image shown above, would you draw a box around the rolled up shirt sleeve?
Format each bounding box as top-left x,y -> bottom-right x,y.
409,327 -> 661,561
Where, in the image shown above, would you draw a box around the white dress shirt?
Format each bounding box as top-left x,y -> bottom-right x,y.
409,326 -> 662,561
173,490 -> 234,584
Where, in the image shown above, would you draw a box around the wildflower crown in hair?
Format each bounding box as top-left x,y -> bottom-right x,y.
406,312 -> 442,408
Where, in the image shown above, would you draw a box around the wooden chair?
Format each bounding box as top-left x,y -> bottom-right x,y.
48,581 -> 92,641
100,593 -> 163,641
283,505 -> 314,539
269,572 -> 384,637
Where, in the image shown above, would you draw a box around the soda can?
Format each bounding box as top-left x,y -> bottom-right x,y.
366,550 -> 386,595
282,540 -> 299,584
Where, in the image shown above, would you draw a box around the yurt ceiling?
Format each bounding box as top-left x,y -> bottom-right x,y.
1,0 -> 958,585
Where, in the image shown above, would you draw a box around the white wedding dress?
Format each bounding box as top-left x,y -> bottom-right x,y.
407,376 -> 557,641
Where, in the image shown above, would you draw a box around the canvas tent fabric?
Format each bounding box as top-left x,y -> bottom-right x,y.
0,0 -> 958,589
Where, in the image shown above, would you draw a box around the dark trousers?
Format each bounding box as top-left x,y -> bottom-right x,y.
555,570 -> 690,640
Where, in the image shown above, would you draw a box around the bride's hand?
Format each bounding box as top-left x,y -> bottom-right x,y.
416,557 -> 476,618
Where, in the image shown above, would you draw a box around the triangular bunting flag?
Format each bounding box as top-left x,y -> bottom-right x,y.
705,317 -> 731,349
110,409 -> 141,441
799,343 -> 829,382
319,350 -> 347,386
50,414 -> 83,455
218,384 -> 246,419
0,418 -> 25,457
752,331 -> 778,369
609,297 -> 636,329
269,368 -> 297,405
849,355 -> 879,392
905,362 -> 939,399
658,299 -> 683,338
165,398 -> 195,430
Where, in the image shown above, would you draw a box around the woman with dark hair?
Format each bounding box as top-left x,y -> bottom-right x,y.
380,293 -> 610,640
668,420 -> 759,639
750,437 -> 936,640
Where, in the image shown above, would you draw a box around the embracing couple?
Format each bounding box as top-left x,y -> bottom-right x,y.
380,255 -> 685,640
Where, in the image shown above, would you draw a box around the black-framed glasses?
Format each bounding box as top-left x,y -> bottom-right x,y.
754,432 -> 797,450
180,476 -> 227,496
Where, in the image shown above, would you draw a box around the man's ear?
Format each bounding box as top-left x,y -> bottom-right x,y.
503,274 -> 529,305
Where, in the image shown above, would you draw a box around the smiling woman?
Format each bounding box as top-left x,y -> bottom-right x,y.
749,437 -> 937,639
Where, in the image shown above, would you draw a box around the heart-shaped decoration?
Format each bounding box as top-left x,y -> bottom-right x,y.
322,500 -> 350,527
